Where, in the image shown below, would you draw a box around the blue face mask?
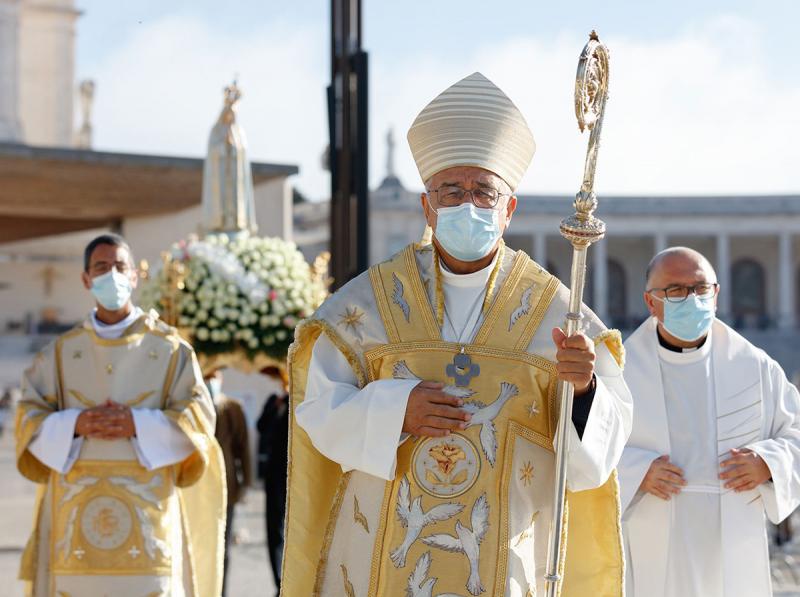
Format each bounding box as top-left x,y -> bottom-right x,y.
661,294 -> 715,342
432,202 -> 502,262
91,269 -> 133,311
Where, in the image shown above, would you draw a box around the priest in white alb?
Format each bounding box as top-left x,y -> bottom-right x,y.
283,73 -> 633,597
619,247 -> 800,597
15,234 -> 226,597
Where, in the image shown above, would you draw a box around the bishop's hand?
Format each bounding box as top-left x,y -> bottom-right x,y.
640,455 -> 687,500
403,381 -> 472,438
552,328 -> 596,395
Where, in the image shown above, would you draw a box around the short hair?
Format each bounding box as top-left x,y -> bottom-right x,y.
83,233 -> 133,272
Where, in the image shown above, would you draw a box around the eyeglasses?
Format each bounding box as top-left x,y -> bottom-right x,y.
427,185 -> 511,209
647,283 -> 719,303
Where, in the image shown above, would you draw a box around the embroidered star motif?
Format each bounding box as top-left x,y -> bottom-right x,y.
128,545 -> 141,558
527,400 -> 540,418
72,350 -> 82,359
105,364 -> 114,374
519,461 -> 534,486
73,547 -> 85,560
338,307 -> 365,338
148,350 -> 158,360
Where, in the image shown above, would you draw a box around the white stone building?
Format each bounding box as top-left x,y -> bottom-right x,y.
297,147 -> 800,383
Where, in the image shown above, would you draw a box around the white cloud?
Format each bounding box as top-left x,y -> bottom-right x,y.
86,14 -> 799,199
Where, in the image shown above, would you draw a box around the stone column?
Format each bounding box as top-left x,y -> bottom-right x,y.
716,234 -> 731,319
593,238 -> 608,322
534,233 -> 547,268
0,0 -> 21,141
778,232 -> 795,329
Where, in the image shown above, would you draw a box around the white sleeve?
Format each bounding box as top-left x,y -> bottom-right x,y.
746,358 -> 800,524
131,408 -> 197,471
27,409 -> 84,474
566,342 -> 634,492
295,332 -> 419,481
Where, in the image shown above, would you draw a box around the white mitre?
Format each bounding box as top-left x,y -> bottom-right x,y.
407,72 -> 536,190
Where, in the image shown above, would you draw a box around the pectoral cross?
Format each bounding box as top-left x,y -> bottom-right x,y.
446,349 -> 480,387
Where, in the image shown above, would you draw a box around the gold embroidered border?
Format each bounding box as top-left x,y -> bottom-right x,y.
364,341 -> 557,383
160,349 -> 181,408
473,251 -> 529,346
514,275 -> 561,351
312,472 -> 352,596
592,329 -> 625,370
67,389 -> 154,409
369,264 -> 401,345
403,245 -> 441,340
285,319 -> 364,595
368,477 -> 398,596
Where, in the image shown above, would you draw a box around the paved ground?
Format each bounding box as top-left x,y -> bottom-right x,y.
2,422 -> 800,597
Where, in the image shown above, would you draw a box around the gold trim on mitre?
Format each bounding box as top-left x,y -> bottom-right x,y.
407,72 -> 536,189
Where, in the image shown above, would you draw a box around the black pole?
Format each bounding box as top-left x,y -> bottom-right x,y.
329,0 -> 369,290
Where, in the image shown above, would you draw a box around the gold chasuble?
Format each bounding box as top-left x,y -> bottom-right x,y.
15,310 -> 226,597
285,244 -> 625,596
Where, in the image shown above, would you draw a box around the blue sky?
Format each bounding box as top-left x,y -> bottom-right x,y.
75,0 -> 800,199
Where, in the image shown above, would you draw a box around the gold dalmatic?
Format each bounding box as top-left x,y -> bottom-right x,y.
284,245 -> 624,596
15,311 -> 226,597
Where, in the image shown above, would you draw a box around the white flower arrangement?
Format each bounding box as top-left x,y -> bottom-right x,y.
139,232 -> 327,362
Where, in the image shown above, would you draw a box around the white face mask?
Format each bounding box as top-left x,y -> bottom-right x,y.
432,202 -> 503,262
90,268 -> 133,311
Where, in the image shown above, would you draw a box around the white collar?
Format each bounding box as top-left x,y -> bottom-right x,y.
91,306 -> 144,340
439,251 -> 499,289
657,326 -> 713,365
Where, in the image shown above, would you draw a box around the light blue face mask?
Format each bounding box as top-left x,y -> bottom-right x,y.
91,268 -> 133,311
661,293 -> 716,342
432,202 -> 502,262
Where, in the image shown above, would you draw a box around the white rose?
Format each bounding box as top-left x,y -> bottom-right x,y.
276,330 -> 287,341
208,318 -> 219,328
247,337 -> 259,349
195,309 -> 208,322
196,327 -> 209,341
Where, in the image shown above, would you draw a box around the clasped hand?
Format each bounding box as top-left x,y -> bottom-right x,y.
402,328 -> 596,438
640,448 -> 771,500
75,399 -> 136,440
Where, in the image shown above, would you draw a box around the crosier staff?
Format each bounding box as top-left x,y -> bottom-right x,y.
544,30 -> 610,597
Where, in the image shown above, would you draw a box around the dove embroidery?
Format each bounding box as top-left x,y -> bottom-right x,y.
134,506 -> 171,560
407,551 -> 467,597
462,383 -> 519,466
422,493 -> 491,596
392,361 -> 476,400
508,285 -> 534,332
108,475 -> 164,508
390,476 -> 464,568
58,475 -> 100,506
392,273 -> 411,322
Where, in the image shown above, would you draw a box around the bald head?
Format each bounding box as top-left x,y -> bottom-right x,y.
645,247 -> 717,290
